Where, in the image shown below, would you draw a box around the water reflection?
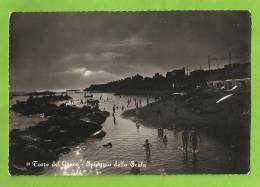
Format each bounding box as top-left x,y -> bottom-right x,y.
182,152 -> 188,171
192,154 -> 199,173
113,115 -> 117,125
10,92 -> 238,175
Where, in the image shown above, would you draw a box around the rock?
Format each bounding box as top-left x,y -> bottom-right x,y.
11,95 -> 72,116
9,116 -> 104,175
10,94 -> 110,175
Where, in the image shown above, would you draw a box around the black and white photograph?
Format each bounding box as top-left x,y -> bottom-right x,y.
9,11 -> 251,175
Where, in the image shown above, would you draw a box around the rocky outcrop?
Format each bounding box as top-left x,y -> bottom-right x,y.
11,95 -> 72,116
10,96 -> 110,175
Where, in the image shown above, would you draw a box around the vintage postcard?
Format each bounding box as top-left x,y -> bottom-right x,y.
9,11 -> 251,175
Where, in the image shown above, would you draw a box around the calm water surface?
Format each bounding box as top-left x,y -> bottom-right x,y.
10,93 -> 237,175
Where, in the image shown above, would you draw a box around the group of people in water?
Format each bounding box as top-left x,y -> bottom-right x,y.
69,94 -> 202,174
96,94 -> 200,169
182,127 -> 200,153
142,128 -> 200,163
126,97 -> 152,109
111,96 -> 151,125
106,94 -> 200,156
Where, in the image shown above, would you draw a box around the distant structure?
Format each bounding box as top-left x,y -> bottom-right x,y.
85,62 -> 250,93
189,70 -> 205,82
165,62 -> 250,91
166,67 -> 186,90
166,67 -> 186,82
195,62 -> 250,90
206,78 -> 250,90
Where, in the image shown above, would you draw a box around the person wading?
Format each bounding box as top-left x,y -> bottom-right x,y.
182,128 -> 189,152
143,139 -> 152,161
190,128 -> 200,153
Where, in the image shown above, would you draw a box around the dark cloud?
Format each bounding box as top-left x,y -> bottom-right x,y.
10,11 -> 251,91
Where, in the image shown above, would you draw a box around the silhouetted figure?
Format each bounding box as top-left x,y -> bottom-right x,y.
144,139 -> 151,161
113,104 -> 116,113
190,128 -> 200,153
80,99 -> 83,104
158,128 -> 164,137
136,123 -> 140,129
130,161 -> 141,175
163,135 -> 168,145
116,106 -> 119,110
122,106 -> 124,111
147,97 -> 149,105
182,128 -> 189,152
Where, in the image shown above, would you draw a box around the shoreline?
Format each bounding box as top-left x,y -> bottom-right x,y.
121,89 -> 250,173
86,89 -> 173,96
122,89 -> 250,144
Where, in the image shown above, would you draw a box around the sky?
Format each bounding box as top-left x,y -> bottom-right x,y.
10,11 -> 251,91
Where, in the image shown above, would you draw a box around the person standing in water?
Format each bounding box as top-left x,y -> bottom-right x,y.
182,128 -> 189,152
113,104 -> 116,113
113,115 -> 116,125
163,135 -> 168,145
143,139 -> 151,161
190,128 -> 200,153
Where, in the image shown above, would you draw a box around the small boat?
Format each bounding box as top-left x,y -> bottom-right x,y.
84,93 -> 93,98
